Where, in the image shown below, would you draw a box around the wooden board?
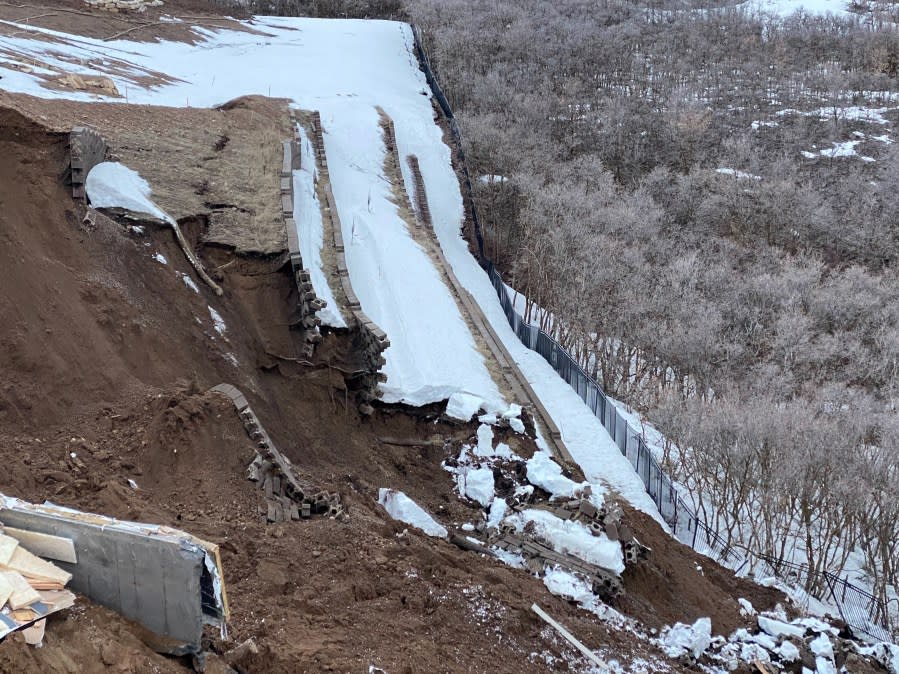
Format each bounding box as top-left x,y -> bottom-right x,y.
2,526 -> 77,564
3,571 -> 41,610
531,603 -> 608,670
37,589 -> 75,612
1,546 -> 72,585
27,580 -> 65,591
0,573 -> 13,608
0,535 -> 18,566
22,618 -> 46,646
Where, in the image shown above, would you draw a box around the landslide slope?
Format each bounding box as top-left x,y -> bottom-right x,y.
0,6 -> 786,673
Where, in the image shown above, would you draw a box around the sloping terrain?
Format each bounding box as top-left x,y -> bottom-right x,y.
0,4 -> 891,673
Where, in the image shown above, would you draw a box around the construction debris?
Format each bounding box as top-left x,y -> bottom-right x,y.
0,495 -> 227,654
211,383 -> 345,523
531,603 -> 610,671
481,497 -> 651,601
0,528 -> 76,646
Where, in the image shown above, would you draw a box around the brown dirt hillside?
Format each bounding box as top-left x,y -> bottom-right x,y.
0,57 -> 782,674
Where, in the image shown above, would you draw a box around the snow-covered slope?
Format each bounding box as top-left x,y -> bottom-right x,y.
0,16 -> 657,518
0,18 -> 503,411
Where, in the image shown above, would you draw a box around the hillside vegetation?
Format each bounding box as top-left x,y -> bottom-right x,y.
400,0 -> 899,602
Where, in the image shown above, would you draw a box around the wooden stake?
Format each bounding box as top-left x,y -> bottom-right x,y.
531,603 -> 609,671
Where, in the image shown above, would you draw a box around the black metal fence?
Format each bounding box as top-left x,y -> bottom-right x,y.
755,555 -> 893,642
486,262 -> 741,565
410,24 -> 895,643
487,246 -> 895,641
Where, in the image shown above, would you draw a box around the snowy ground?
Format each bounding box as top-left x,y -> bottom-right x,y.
0,17 -> 504,412
293,125 -> 346,329
743,0 -> 851,16
0,16 -> 658,520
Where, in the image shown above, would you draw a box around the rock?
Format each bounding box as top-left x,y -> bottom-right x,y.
223,638 -> 258,667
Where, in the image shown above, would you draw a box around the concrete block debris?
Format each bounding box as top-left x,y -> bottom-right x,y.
211,383 -> 345,523
484,497 -> 650,601
0,495 -> 227,652
526,498 -> 651,566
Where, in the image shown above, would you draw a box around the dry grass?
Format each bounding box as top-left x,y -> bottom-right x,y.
1,91 -> 291,254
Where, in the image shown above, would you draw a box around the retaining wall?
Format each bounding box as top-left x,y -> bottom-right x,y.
69,127 -> 107,200
281,134 -> 326,358
82,0 -> 163,12
210,383 -> 343,522
306,111 -> 389,409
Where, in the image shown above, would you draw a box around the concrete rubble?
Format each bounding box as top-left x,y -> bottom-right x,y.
489,498 -> 650,601
211,383 -> 344,523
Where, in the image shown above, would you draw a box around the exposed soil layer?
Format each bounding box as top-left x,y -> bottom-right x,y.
619,505 -> 783,636
0,91 -> 290,254
0,82 -> 787,672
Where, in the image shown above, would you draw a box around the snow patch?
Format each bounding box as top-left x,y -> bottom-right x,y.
207,306 -> 226,335
660,618 -> 712,660
152,252 -> 167,265
293,124 -> 346,328
475,424 -> 495,457
457,466 -> 494,508
445,392 -> 484,422
716,167 -> 761,181
180,273 -> 200,294
526,449 -> 604,503
85,162 -> 173,224
377,488 -> 447,538
486,498 -> 507,529
758,615 -> 806,639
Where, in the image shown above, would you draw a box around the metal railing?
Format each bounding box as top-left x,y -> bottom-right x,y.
410,23 -> 894,644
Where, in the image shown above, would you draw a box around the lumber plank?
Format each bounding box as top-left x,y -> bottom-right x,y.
3,571 -> 41,610
22,618 -> 46,646
37,589 -> 75,611
753,660 -> 774,674
531,603 -> 609,670
0,535 -> 18,566
1,546 -> 72,585
2,526 -> 77,564
27,580 -> 65,591
0,573 -> 13,608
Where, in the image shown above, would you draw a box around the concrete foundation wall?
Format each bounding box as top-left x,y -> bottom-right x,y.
0,500 -> 224,651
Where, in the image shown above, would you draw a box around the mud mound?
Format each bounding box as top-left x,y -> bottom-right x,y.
619,504 -> 784,635
0,0 -> 252,44
0,603 -> 189,674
